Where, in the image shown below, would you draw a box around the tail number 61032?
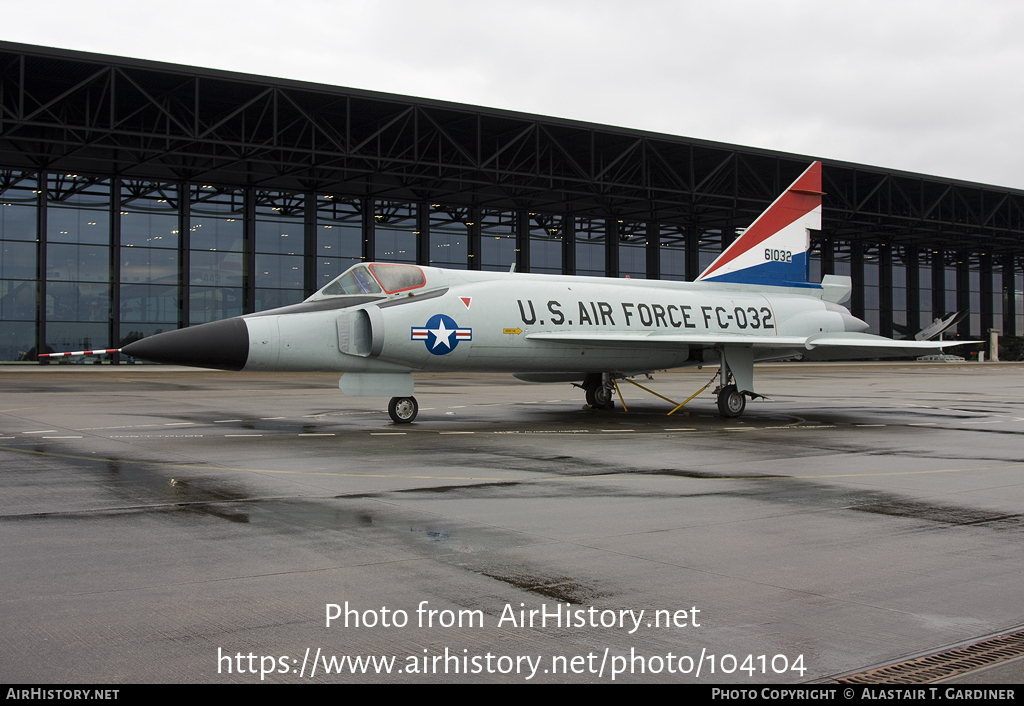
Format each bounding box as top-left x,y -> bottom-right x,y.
765,249 -> 792,263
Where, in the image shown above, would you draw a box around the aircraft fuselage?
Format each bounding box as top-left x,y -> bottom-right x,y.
236,268 -> 860,375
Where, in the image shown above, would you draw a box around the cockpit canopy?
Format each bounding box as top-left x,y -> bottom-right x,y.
310,263 -> 426,300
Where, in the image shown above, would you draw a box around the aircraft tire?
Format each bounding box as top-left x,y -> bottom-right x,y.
717,385 -> 746,418
585,384 -> 614,410
388,396 -> 418,424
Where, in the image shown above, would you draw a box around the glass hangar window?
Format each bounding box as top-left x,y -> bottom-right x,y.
0,172 -> 38,361
46,175 -> 111,355
119,181 -> 180,348
254,191 -> 305,312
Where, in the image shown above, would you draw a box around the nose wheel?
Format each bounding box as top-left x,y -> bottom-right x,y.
388,396 -> 418,423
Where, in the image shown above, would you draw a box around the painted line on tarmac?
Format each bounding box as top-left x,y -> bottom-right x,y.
52,418 -> 1001,442
491,430 -> 589,434
108,430 -> 203,434
91,424 -> 829,439
77,424 -> 160,430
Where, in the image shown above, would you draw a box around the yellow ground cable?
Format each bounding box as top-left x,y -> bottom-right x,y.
611,378 -> 628,412
666,372 -> 719,416
667,385 -> 708,416
623,378 -> 680,406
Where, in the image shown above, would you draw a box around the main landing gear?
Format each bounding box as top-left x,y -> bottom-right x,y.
713,348 -> 748,418
716,385 -> 746,418
577,349 -> 755,418
388,396 -> 418,423
582,373 -> 615,410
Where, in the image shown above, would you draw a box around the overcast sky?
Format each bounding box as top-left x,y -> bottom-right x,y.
3,0 -> 1022,188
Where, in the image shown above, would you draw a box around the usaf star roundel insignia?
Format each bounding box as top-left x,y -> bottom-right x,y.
411,314 -> 472,355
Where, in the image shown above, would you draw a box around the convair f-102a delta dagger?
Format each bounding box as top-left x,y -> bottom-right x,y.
113,162 -> 968,423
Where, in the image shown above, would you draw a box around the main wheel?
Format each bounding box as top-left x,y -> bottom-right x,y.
717,385 -> 746,418
585,384 -> 614,410
388,396 -> 418,424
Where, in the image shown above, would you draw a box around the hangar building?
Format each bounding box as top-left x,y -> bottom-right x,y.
1,41 -> 1021,362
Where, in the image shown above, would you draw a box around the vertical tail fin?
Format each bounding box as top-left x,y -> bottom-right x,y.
696,161 -> 822,288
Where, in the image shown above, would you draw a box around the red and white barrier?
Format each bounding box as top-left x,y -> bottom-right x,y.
38,348 -> 121,358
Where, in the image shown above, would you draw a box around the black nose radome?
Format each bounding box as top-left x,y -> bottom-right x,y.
122,318 -> 249,371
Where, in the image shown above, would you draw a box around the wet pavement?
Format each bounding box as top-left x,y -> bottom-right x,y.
2,362 -> 1023,683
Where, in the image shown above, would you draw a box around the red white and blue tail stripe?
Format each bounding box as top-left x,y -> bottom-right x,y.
696,161 -> 823,288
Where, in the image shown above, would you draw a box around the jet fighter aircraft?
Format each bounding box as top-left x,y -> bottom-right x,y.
118,162 -> 967,422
